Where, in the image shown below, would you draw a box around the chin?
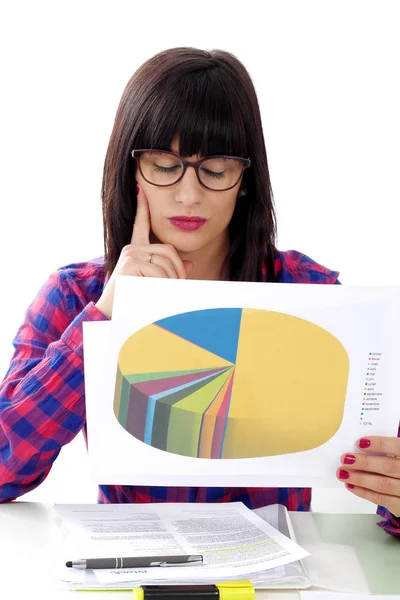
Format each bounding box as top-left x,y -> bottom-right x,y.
155,231 -> 205,254
169,238 -> 205,254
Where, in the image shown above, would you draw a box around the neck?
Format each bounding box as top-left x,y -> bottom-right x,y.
181,232 -> 230,281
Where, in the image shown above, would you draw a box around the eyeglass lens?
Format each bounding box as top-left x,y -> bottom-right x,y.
139,151 -> 243,190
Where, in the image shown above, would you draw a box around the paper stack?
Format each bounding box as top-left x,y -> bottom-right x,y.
55,502 -> 311,590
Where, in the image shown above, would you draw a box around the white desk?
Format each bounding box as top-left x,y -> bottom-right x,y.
1,502 -> 399,599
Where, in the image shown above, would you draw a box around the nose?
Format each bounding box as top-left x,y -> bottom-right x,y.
174,164 -> 203,206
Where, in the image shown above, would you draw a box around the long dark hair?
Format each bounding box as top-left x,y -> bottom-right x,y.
102,47 -> 277,282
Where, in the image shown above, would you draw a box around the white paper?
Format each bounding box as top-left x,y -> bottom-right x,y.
55,502 -> 309,588
83,277 -> 400,487
251,505 -> 311,589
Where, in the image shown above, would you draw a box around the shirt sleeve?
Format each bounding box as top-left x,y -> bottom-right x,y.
0,270 -> 108,502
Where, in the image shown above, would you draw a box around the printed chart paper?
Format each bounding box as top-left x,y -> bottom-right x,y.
83,276 -> 400,487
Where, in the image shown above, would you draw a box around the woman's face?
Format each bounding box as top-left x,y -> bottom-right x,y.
135,138 -> 241,255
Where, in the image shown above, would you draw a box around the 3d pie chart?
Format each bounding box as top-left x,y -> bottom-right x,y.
113,308 -> 349,458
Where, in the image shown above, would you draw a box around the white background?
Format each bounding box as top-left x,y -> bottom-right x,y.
1,0 -> 399,512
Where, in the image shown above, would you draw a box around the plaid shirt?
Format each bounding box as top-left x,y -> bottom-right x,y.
1,250 -> 399,536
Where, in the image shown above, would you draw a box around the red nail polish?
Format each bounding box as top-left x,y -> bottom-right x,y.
359,438 -> 371,449
338,469 -> 350,479
347,484 -> 355,489
343,454 -> 356,465
136,185 -> 140,194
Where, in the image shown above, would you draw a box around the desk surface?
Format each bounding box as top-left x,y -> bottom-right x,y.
1,503 -> 399,599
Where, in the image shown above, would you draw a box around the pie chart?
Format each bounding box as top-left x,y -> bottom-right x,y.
113,308 -> 349,458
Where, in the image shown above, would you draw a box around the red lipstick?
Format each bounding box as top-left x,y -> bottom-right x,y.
168,216 -> 207,231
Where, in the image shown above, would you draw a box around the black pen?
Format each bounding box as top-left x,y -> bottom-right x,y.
66,554 -> 203,569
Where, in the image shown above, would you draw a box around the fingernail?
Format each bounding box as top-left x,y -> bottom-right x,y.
343,454 -> 356,465
359,438 -> 371,449
338,469 -> 350,480
136,185 -> 140,194
346,484 -> 355,489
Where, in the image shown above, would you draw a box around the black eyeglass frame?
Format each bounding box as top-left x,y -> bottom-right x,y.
131,149 -> 251,192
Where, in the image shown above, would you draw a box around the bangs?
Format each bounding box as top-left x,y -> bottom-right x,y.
134,68 -> 249,158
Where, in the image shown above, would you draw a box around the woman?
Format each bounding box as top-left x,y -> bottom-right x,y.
0,47 -> 399,536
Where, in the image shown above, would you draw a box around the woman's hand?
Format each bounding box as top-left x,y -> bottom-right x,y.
337,436 -> 400,517
95,185 -> 193,318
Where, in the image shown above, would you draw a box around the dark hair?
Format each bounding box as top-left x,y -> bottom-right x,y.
102,47 -> 277,282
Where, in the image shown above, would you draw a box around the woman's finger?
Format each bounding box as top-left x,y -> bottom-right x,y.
356,436 -> 400,457
339,452 -> 400,479
336,467 -> 400,497
343,483 -> 400,518
137,243 -> 188,279
136,262 -> 171,279
140,253 -> 179,279
131,185 -> 151,246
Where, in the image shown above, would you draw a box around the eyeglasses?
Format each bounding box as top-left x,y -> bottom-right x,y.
131,149 -> 251,192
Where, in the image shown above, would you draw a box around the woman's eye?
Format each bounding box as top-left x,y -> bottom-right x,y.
201,168 -> 225,179
154,164 -> 180,172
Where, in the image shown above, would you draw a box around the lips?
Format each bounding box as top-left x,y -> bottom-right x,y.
168,216 -> 207,231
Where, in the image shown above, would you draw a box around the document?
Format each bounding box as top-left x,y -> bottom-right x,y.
55,502 -> 309,589
83,277 -> 400,487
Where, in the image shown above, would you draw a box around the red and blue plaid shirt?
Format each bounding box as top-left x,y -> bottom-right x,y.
1,250 -> 399,536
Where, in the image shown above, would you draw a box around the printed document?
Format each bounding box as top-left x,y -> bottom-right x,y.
55,502 -> 309,589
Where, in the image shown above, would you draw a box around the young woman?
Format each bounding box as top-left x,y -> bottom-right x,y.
0,47 -> 399,535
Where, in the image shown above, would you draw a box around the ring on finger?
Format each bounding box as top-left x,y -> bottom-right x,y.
148,253 -> 153,264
